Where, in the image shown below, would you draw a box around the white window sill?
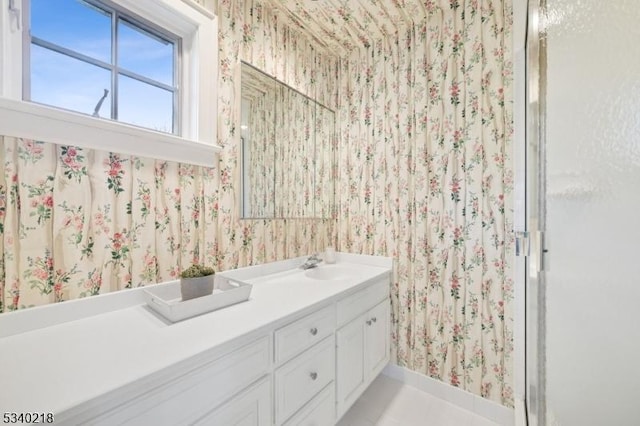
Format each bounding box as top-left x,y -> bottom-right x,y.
0,97 -> 221,167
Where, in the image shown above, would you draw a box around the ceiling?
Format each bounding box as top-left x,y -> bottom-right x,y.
266,0 -> 438,54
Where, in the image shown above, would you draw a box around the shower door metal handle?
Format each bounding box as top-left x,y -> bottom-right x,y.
515,231 -> 530,257
535,230 -> 548,272
523,230 -> 547,273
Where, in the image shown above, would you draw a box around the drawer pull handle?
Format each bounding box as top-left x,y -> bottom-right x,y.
310,372 -> 318,380
366,320 -> 372,326
310,327 -> 318,336
371,317 -> 377,323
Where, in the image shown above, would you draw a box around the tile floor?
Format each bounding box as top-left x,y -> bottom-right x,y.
337,375 -> 499,426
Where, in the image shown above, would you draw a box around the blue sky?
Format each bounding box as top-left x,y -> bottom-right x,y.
30,0 -> 175,133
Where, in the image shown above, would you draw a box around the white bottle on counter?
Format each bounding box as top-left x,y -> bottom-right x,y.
325,246 -> 336,264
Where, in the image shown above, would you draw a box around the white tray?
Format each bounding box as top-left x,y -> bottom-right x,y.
144,276 -> 252,322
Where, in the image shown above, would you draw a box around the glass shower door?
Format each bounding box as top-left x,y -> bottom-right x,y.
534,0 -> 640,424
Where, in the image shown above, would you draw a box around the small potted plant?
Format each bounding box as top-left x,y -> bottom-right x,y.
180,264 -> 215,301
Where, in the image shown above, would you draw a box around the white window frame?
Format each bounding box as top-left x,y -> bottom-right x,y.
0,0 -> 220,166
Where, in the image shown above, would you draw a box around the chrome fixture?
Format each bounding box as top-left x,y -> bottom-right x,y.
300,254 -> 322,269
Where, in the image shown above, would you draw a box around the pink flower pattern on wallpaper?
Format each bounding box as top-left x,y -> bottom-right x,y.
0,0 -> 513,409
61,146 -> 87,182
105,154 -> 126,195
333,1 -> 514,407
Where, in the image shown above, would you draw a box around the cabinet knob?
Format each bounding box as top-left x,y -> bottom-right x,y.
310,372 -> 318,380
366,320 -> 372,326
371,317 -> 377,323
310,327 -> 318,336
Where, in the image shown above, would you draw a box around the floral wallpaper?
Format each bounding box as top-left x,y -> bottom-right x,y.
0,0 -> 338,312
0,141 -> 217,308
0,0 -> 514,409
334,2 -> 515,407
242,71 -> 277,218
314,105 -> 336,219
274,87 -> 315,217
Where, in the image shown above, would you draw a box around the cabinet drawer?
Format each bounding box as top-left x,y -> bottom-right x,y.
275,304 -> 335,364
94,337 -> 270,425
283,383 -> 335,426
337,278 -> 389,327
275,336 -> 335,424
194,376 -> 271,426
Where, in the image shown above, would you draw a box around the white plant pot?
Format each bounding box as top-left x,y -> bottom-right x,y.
180,275 -> 214,301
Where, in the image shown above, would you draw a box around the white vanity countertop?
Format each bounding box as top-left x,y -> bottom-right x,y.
0,253 -> 391,415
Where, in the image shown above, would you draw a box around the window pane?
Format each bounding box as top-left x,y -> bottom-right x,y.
31,44 -> 112,118
31,0 -> 111,63
118,18 -> 174,86
118,74 -> 173,133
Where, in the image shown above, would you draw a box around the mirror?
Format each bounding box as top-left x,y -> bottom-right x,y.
240,62 -> 335,219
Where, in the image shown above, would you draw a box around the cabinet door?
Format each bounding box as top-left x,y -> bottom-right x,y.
336,314 -> 365,417
195,377 -> 271,426
364,299 -> 390,379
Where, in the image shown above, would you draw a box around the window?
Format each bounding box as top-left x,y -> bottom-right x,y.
28,0 -> 179,134
0,0 -> 219,166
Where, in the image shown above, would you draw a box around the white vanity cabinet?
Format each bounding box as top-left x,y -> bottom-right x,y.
335,279 -> 391,419
65,280 -> 389,426
270,275 -> 391,425
0,254 -> 392,426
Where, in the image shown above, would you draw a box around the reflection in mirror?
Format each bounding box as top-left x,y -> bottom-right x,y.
240,62 -> 335,219
315,104 -> 335,219
241,65 -> 277,218
275,84 -> 315,217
